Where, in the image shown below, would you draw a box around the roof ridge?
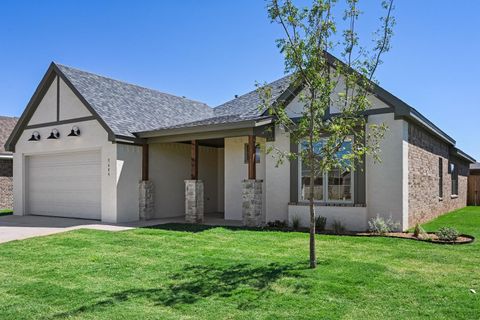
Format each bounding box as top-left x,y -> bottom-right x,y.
54,62 -> 211,107
214,74 -> 291,109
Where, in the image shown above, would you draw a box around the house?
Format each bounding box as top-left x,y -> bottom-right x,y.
0,116 -> 17,209
5,59 -> 475,231
468,163 -> 480,206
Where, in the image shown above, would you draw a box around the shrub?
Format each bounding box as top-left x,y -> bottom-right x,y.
368,215 -> 399,235
315,216 -> 327,232
266,220 -> 288,229
436,227 -> 459,242
291,216 -> 301,230
413,223 -> 423,238
332,220 -> 346,234
413,223 -> 431,240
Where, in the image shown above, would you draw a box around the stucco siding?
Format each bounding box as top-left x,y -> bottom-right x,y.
116,144 -> 142,222
59,78 -> 92,120
14,120 -> 118,222
28,77 -> 58,125
288,204 -> 368,231
366,113 -> 408,230
265,126 -> 290,222
149,143 -> 221,218
224,137 -> 266,221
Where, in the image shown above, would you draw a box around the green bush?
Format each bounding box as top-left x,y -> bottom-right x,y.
332,220 -> 346,234
413,223 -> 431,240
413,223 -> 423,237
266,220 -> 288,229
315,216 -> 327,232
291,216 -> 301,230
368,215 -> 399,235
436,227 -> 459,242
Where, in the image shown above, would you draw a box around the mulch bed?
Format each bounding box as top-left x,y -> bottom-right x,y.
321,231 -> 475,244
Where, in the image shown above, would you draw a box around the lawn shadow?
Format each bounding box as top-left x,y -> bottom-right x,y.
51,261 -> 310,318
144,223 -> 309,234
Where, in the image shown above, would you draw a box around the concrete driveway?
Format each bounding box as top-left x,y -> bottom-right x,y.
0,215 -> 134,244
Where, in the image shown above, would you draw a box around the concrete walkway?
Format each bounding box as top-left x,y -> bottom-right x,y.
0,215 -> 134,244
0,214 -> 243,244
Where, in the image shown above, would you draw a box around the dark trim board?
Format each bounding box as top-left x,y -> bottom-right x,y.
5,66 -> 57,152
25,116 -> 97,129
56,75 -> 60,122
5,63 -> 117,152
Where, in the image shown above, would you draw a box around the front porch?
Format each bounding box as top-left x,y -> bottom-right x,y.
137,122 -> 272,227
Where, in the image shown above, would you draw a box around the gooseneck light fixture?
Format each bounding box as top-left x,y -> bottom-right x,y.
28,131 -> 41,141
68,126 -> 81,137
47,129 -> 60,139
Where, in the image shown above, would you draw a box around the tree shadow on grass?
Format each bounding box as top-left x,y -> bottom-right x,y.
144,223 -> 278,233
51,261 -> 311,318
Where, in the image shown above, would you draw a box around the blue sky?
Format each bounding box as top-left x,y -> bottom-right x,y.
0,1 -> 478,160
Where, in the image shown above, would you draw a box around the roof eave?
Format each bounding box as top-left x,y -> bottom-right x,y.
136,117 -> 273,138
450,147 -> 476,164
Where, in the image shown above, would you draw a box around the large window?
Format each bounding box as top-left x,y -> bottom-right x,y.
300,138 -> 353,202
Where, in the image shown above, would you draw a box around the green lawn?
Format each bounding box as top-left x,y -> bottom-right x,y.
0,208 -> 479,319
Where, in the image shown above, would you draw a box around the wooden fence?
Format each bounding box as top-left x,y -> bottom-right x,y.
468,175 -> 480,206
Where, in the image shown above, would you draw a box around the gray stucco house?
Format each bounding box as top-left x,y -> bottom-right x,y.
5,57 -> 475,230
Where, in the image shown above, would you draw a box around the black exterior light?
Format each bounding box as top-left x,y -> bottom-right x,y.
68,126 -> 81,137
28,131 -> 41,141
47,129 -> 60,139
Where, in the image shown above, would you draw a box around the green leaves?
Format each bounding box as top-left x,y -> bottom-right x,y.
258,0 -> 394,177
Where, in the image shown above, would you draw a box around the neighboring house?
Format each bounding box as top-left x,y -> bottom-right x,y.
468,162 -> 480,206
5,57 -> 475,231
0,116 -> 18,209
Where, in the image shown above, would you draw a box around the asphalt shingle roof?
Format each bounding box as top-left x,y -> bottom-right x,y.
214,75 -> 292,119
56,64 -> 215,137
0,116 -> 18,154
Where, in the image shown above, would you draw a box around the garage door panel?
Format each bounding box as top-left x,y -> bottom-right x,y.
27,150 -> 101,220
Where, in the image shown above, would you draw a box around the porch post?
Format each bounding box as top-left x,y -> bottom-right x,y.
248,135 -> 256,179
139,144 -> 155,220
185,140 -> 204,223
191,139 -> 198,180
242,135 -> 263,227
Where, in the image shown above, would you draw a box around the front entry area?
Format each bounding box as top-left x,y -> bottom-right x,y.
26,150 -> 102,220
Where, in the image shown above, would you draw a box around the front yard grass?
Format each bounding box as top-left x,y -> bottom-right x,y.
0,207 -> 479,319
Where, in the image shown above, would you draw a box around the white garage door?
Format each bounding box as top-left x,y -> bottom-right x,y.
27,150 -> 101,220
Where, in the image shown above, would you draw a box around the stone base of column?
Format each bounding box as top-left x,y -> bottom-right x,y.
139,180 -> 155,220
242,179 -> 263,227
185,180 -> 204,223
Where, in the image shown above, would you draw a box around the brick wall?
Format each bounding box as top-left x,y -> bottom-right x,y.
408,124 -> 468,226
0,158 -> 13,209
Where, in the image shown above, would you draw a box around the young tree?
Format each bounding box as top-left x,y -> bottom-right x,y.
259,0 -> 395,268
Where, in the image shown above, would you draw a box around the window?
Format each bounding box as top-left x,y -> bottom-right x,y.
244,144 -> 260,164
299,138 -> 353,202
450,161 -> 458,196
438,158 -> 443,198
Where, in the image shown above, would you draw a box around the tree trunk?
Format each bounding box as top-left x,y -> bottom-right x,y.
309,152 -> 316,269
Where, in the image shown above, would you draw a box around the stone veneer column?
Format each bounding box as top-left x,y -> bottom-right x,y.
139,180 -> 155,220
242,179 -> 263,227
185,180 -> 204,223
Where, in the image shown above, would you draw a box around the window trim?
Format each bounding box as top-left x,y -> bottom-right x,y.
450,161 -> 459,196
297,138 -> 355,204
438,157 -> 443,199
